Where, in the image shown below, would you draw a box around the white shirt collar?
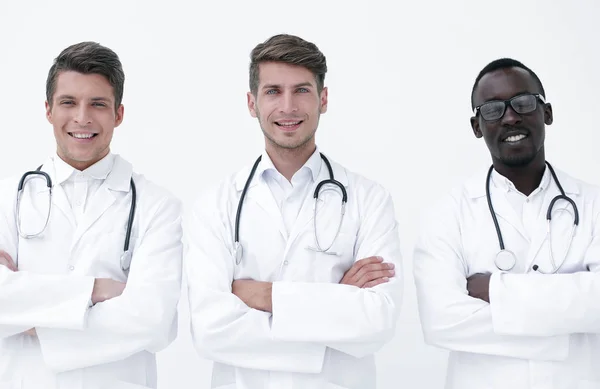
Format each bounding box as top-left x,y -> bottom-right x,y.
53,153 -> 116,185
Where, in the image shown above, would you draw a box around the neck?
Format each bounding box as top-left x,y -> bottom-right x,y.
265,141 -> 316,181
57,149 -> 109,171
492,153 -> 546,196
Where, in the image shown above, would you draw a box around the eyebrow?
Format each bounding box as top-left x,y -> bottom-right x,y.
91,97 -> 112,102
482,90 -> 532,103
262,82 -> 315,90
55,95 -> 113,103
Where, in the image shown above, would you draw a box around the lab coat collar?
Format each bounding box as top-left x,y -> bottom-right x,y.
234,148 -> 349,191
465,163 -> 580,199
259,147 -> 322,183
40,153 -> 132,193
103,155 -> 134,192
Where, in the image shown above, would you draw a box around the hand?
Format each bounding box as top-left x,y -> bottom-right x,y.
340,256 -> 395,288
22,328 -> 36,336
232,279 -> 272,312
92,278 -> 126,305
467,273 -> 491,303
0,250 -> 17,272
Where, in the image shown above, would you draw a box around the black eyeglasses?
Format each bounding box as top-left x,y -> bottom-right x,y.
474,93 -> 546,121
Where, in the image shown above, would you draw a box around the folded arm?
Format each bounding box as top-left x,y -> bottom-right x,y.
185,193 -> 325,373
36,196 -> 183,373
413,197 -> 569,361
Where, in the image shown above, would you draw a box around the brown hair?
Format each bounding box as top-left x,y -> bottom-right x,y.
46,41 -> 125,111
249,34 -> 327,95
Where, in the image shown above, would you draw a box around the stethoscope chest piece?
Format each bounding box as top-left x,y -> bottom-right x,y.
234,242 -> 243,265
494,249 -> 517,272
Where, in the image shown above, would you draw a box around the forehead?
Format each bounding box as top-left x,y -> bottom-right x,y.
474,67 -> 540,105
257,62 -> 316,86
53,71 -> 114,99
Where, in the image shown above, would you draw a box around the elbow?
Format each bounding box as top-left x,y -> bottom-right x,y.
367,291 -> 401,340
128,298 -> 180,353
189,318 -> 230,361
146,313 -> 178,353
418,315 -> 461,350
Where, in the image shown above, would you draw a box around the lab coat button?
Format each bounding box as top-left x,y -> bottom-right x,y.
283,260 -> 289,265
69,265 -> 75,271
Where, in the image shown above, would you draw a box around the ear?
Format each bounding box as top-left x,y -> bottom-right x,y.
470,115 -> 483,138
114,104 -> 125,127
544,103 -> 553,125
45,101 -> 52,124
319,86 -> 328,114
247,92 -> 258,118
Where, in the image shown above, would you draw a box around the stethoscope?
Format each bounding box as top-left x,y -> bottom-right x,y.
15,164 -> 137,272
486,162 -> 579,273
233,152 -> 347,265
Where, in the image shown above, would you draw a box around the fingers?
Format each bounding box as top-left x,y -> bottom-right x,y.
342,256 -> 383,280
363,277 -> 390,288
341,256 -> 396,288
0,256 -> 17,272
0,250 -> 17,271
353,262 -> 395,287
356,267 -> 395,288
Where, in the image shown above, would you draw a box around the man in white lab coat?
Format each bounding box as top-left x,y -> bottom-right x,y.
185,34 -> 403,389
414,58 -> 600,389
0,42 -> 182,388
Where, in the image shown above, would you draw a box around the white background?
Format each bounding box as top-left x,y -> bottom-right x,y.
1,1 -> 599,388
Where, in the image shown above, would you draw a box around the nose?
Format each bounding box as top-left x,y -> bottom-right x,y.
279,91 -> 298,114
500,105 -> 522,126
73,104 -> 92,125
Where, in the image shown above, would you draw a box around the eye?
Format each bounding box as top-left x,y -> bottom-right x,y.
297,87 -> 309,93
265,89 -> 279,95
60,100 -> 74,105
92,102 -> 107,107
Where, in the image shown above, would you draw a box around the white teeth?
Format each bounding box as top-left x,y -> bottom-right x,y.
278,121 -> 300,126
505,134 -> 526,142
71,133 -> 94,139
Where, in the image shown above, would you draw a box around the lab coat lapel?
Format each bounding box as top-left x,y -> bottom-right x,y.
245,178 -> 287,241
488,189 -> 528,242
69,156 -> 132,251
286,159 -> 348,252
50,185 -> 76,228
525,190 -> 576,271
70,184 -> 116,250
32,161 -> 76,228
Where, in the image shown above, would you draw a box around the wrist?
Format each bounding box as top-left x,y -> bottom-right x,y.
262,282 -> 273,312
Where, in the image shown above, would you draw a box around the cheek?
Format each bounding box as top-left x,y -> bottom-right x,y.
49,111 -> 69,128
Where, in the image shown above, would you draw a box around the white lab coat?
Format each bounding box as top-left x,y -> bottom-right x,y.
185,153 -> 403,389
0,155 -> 183,389
414,166 -> 600,389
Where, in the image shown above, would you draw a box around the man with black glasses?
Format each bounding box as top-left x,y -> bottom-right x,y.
413,58 -> 600,389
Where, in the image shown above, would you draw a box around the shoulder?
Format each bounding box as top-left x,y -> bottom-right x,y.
112,154 -> 181,216
327,158 -> 392,204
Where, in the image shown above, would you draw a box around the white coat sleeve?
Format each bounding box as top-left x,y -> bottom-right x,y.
35,195 -> 183,373
185,192 -> 326,373
413,195 -> 569,361
0,180 -> 95,339
270,185 -> 403,359
489,208 -> 600,336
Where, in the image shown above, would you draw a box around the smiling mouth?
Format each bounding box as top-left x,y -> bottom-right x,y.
68,132 -> 98,139
275,120 -> 303,128
503,134 -> 528,143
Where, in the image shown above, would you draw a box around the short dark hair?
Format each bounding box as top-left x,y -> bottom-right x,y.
471,58 -> 545,109
249,34 -> 327,95
46,41 -> 125,111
